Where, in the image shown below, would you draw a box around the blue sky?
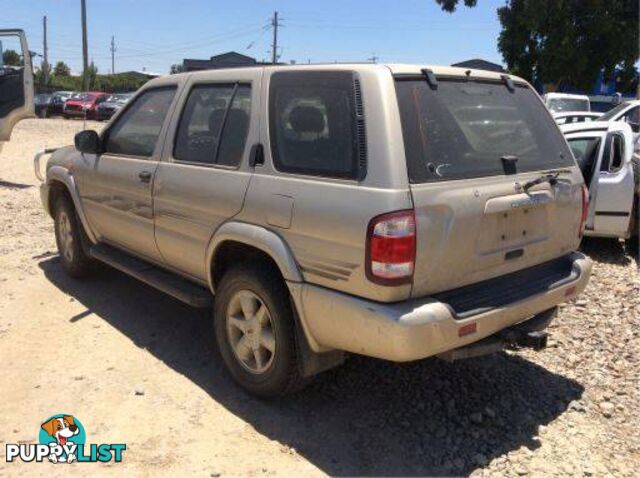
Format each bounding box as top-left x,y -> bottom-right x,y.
3,0 -> 505,75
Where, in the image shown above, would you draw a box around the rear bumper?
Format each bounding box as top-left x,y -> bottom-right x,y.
292,252 -> 592,361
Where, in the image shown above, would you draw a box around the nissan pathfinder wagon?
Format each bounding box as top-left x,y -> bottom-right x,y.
35,64 -> 592,397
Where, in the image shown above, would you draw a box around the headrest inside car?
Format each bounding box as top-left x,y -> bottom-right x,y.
208,109 -> 226,135
289,106 -> 325,134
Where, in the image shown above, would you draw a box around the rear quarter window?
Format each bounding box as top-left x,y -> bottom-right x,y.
395,79 -> 574,183
269,71 -> 364,180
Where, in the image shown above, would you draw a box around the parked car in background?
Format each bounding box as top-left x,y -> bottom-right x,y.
95,93 -> 133,121
34,93 -> 53,118
47,91 -> 73,117
597,100 -> 640,134
561,121 -> 638,248
544,93 -> 591,113
553,111 -> 601,125
35,64 -> 593,397
63,91 -> 108,119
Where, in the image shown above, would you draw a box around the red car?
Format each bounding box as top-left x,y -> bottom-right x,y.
63,92 -> 108,119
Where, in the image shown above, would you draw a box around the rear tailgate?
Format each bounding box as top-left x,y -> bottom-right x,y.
394,74 -> 585,297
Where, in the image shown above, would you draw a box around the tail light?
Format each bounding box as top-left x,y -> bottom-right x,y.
580,184 -> 589,236
366,210 -> 416,285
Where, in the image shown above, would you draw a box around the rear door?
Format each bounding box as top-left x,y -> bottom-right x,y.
592,123 -> 635,236
0,29 -> 34,142
395,75 -> 585,297
152,69 -> 260,281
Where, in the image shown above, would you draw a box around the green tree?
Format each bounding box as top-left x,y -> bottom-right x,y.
170,63 -> 185,74
434,0 -> 476,12
82,61 -> 98,90
497,0 -> 638,91
435,0 -> 639,92
53,61 -> 71,76
2,49 -> 22,66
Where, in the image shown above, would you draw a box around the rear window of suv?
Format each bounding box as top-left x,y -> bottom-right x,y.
395,78 -> 574,183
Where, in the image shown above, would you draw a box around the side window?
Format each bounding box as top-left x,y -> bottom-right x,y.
601,134 -> 624,173
104,87 -> 176,158
568,137 -> 601,184
174,83 -> 251,166
269,71 -> 362,179
608,134 -> 624,172
623,107 -> 639,132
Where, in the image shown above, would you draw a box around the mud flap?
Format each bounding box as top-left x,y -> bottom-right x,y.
294,313 -> 345,378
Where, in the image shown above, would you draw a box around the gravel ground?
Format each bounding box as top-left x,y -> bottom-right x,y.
0,119 -> 638,477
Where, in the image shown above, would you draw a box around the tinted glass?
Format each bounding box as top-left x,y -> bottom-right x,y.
174,83 -> 251,166
624,106 -> 639,125
104,87 -> 175,157
396,80 -> 574,183
217,85 -> 251,166
607,134 -> 624,172
599,102 -> 630,121
174,84 -> 235,164
269,71 -> 358,179
567,137 -> 601,182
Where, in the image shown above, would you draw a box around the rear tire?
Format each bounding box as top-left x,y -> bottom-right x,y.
213,262 -> 304,398
53,195 -> 94,278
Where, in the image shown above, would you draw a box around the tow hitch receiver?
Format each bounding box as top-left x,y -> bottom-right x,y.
438,307 -> 556,362
502,329 -> 548,351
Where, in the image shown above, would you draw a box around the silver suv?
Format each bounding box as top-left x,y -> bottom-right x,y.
35,64 -> 592,397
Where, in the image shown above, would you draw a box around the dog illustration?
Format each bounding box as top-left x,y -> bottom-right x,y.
41,415 -> 79,463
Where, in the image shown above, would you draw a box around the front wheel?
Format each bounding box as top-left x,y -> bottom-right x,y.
213,263 -> 304,397
53,195 -> 94,278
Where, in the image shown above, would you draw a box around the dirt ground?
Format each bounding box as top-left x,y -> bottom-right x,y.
0,119 -> 638,477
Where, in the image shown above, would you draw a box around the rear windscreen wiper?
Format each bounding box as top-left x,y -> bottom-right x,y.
522,172 -> 560,192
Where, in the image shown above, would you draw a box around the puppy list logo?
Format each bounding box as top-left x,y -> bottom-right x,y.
5,414 -> 126,464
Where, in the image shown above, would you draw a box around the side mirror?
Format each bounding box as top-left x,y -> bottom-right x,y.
74,130 -> 102,154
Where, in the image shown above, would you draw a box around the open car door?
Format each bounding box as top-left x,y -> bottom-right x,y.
564,122 -> 635,237
0,29 -> 34,143
592,122 -> 636,237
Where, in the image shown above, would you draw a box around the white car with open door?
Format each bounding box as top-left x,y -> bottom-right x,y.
597,100 -> 640,136
561,121 -> 638,248
0,29 -> 34,152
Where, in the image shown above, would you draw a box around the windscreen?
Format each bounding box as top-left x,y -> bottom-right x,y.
547,98 -> 590,112
395,79 -> 574,183
598,102 -> 630,121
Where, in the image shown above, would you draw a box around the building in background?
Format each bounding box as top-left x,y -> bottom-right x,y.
451,58 -> 505,73
182,52 -> 272,72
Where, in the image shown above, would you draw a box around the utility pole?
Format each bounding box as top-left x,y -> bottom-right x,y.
81,0 -> 89,90
368,53 -> 379,64
110,35 -> 116,74
42,15 -> 49,86
271,11 -> 280,64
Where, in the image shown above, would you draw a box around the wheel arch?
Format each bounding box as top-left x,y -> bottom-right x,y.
46,166 -> 97,244
206,222 -> 303,293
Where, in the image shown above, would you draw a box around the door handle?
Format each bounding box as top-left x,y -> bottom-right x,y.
138,171 -> 152,183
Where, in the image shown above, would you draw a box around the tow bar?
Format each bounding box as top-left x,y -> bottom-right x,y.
438,307 -> 556,362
